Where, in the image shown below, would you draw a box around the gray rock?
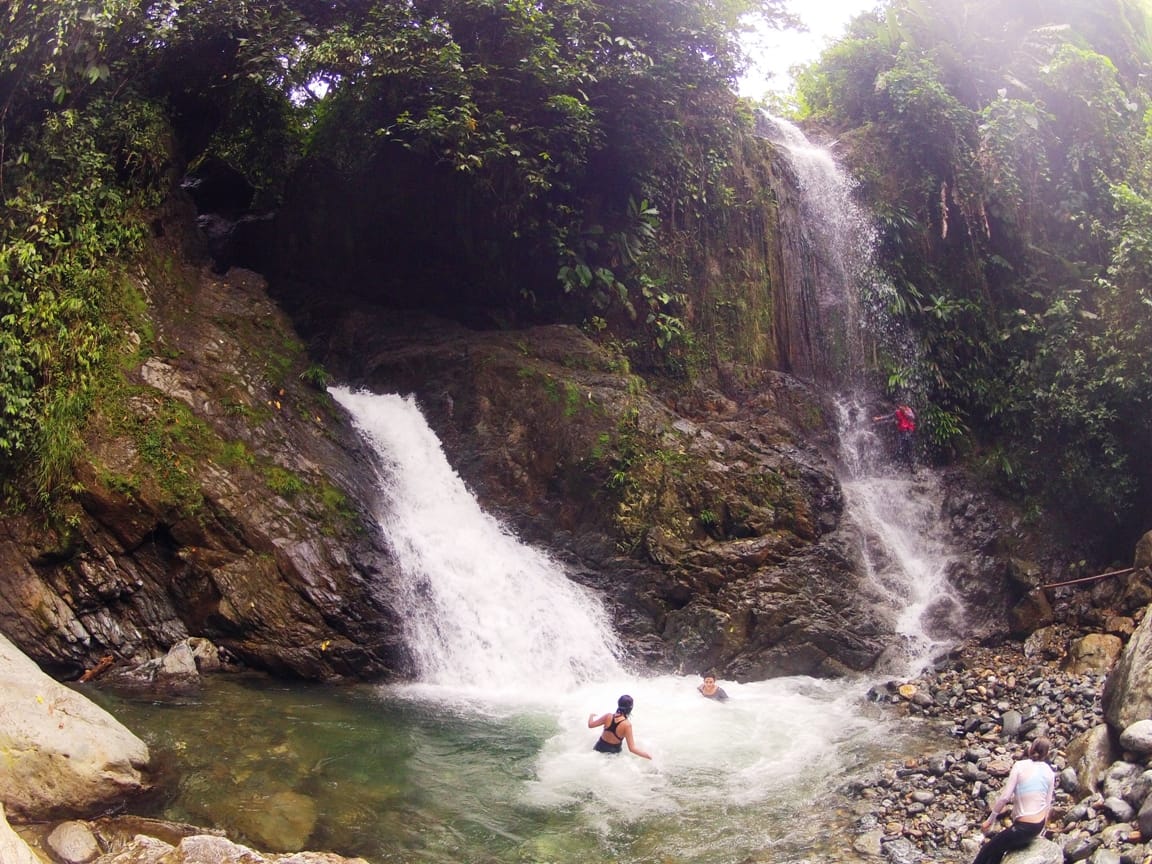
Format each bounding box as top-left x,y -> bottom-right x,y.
881,836 -> 924,864
1001,709 -> 1023,738
854,828 -> 884,857
1123,770 -> 1152,809
1065,835 -> 1103,862
1119,719 -> 1152,756
0,632 -> 151,820
1103,604 -> 1152,730
1061,767 -> 1081,794
1103,796 -> 1135,822
1138,794 -> 1152,839
1103,762 -> 1143,802
1001,838 -> 1064,864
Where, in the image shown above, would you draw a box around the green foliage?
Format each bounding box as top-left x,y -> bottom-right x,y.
795,0 -> 1152,544
266,465 -> 306,497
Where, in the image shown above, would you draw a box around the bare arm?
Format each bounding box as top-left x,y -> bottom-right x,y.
983,763 -> 1021,830
588,712 -> 609,729
621,720 -> 652,760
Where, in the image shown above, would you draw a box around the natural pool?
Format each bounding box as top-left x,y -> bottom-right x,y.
95,670 -> 946,863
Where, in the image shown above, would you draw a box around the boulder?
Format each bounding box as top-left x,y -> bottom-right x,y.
1002,838 -> 1063,864
1064,634 -> 1123,674
0,803 -> 40,864
1103,602 -> 1152,731
0,631 -> 151,820
1065,725 -> 1117,800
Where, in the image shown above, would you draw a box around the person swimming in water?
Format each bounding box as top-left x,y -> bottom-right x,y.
698,673 -> 729,701
588,694 -> 652,759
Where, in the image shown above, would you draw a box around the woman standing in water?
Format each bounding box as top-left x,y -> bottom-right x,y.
588,695 -> 651,759
972,737 -> 1055,864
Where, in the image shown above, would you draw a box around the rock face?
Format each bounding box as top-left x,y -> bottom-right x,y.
1102,532 -> 1152,730
308,310 -> 969,677
0,632 -> 151,821
0,210 -> 1069,686
0,232 -> 410,683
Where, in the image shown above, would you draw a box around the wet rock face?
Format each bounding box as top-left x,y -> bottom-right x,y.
0,243 -> 411,682
310,311 -> 914,679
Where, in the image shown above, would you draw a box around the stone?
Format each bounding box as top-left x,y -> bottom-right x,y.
1066,635 -> 1124,675
1001,709 -> 1023,739
0,632 -> 151,820
854,828 -> 884,856
1119,720 -> 1152,756
231,789 -> 317,852
1138,794 -> 1152,839
46,820 -> 100,863
1066,725 -> 1117,801
1103,797 -> 1136,822
1103,606 -> 1152,730
0,803 -> 40,864
1001,838 -> 1064,864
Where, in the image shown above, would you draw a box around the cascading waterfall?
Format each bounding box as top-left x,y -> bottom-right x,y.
760,114 -> 879,385
762,114 -> 966,673
304,384 -> 938,863
102,120 -> 971,864
330,386 -> 623,693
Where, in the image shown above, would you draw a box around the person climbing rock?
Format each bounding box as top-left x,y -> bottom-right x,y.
588,694 -> 652,759
873,403 -> 916,470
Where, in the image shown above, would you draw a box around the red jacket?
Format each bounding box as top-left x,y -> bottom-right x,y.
895,405 -> 916,433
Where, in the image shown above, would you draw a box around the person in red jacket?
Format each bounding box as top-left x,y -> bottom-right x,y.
873,404 -> 916,470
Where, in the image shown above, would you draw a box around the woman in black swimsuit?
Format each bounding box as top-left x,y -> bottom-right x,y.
588,694 -> 652,759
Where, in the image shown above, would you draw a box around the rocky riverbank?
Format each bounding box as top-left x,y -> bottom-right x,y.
848,630 -> 1152,864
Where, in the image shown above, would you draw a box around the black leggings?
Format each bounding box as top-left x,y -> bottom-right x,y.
972,819 -> 1045,864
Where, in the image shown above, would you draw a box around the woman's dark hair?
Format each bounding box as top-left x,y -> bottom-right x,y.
1028,737 -> 1052,760
617,694 -> 634,715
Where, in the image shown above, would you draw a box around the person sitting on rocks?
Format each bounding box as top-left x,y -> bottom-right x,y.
972,737 -> 1055,864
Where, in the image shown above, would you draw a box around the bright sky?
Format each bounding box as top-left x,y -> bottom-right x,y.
739,0 -> 881,98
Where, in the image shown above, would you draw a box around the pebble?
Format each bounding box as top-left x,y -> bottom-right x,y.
849,640 -> 1152,864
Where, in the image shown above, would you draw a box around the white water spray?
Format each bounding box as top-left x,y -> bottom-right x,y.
761,114 -> 880,384
331,386 -> 623,693
764,115 -> 966,674
326,386 -> 942,861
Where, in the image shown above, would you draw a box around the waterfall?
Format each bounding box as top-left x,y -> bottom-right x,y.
330,386 -> 624,693
763,114 -> 966,673
760,114 -> 878,385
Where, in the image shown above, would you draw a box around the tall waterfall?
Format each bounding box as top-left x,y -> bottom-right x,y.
330,386 -> 624,693
763,114 -> 965,673
761,114 -> 879,385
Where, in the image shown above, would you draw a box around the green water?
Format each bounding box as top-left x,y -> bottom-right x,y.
91,672 -> 946,864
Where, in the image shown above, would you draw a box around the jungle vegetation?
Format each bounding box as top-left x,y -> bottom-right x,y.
1,0 -> 1150,554
792,0 -> 1152,551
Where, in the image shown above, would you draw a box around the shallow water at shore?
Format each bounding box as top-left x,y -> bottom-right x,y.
91,671 -> 951,863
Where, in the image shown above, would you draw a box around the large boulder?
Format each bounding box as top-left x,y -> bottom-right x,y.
0,804 -> 39,864
1103,607 -> 1152,731
0,632 -> 151,821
